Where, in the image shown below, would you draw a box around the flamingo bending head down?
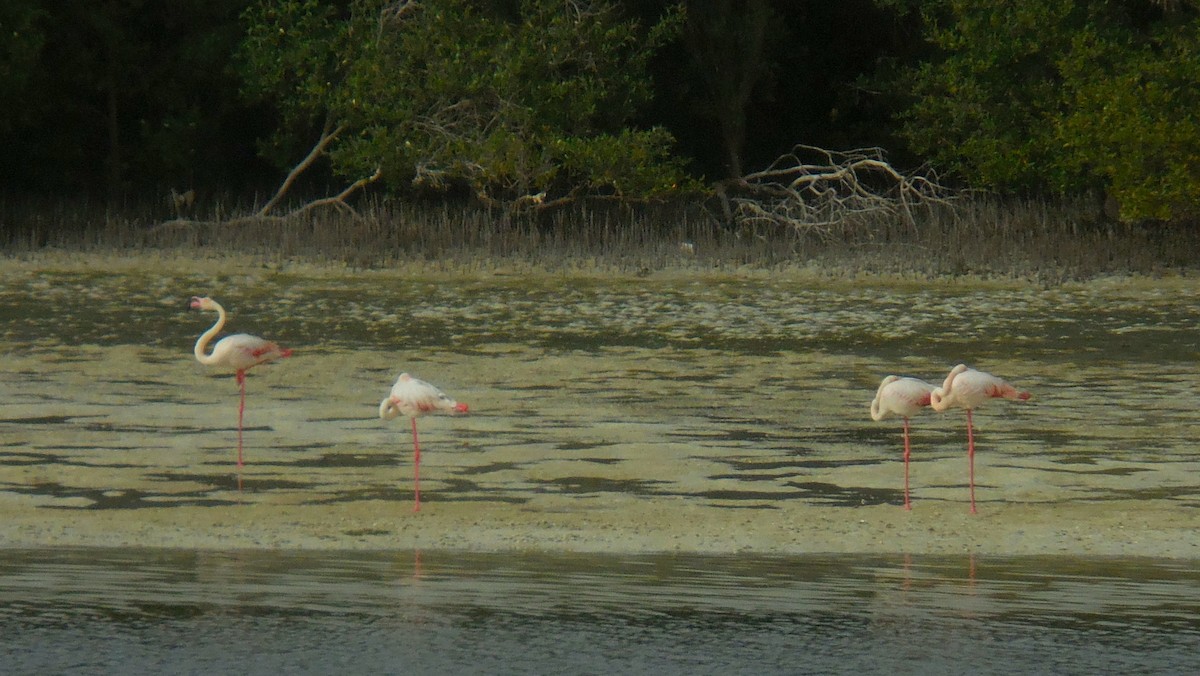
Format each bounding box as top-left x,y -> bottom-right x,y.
380,372 -> 469,512
930,364 -> 1030,513
871,375 -> 935,511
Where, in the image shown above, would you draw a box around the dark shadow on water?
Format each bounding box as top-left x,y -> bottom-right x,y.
534,476 -> 667,495
457,461 -> 526,475
0,415 -> 102,425
277,453 -> 397,468
784,481 -> 902,507
2,482 -> 239,509
0,451 -> 142,469
716,457 -> 882,471
86,422 -> 232,435
306,478 -> 530,506
708,472 -> 801,482
556,440 -> 617,452
1015,463 -> 1152,477
148,472 -> 314,493
1108,486 -> 1200,501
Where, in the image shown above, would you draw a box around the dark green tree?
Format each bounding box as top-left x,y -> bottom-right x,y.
680,0 -> 775,178
1061,18 -> 1200,220
890,0 -> 1200,221
240,0 -> 694,212
0,0 -> 260,199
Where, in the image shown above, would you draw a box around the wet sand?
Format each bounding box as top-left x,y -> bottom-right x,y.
1,486 -> 1194,558
2,252 -> 1198,558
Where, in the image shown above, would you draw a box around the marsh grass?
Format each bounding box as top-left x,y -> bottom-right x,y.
2,193 -> 1197,281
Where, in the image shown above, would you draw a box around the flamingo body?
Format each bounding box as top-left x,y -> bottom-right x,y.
871,376 -> 934,511
929,364 -> 1030,513
191,296 -> 291,478
380,373 -> 469,511
871,375 -> 935,422
198,332 -> 291,372
930,363 -> 1030,412
380,373 -> 469,420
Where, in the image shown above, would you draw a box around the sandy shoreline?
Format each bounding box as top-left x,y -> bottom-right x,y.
0,492 -> 1194,559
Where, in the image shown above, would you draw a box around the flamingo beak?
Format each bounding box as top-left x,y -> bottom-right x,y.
454,402 -> 469,413
189,296 -> 204,309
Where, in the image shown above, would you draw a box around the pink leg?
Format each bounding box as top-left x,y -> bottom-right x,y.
966,408 -> 976,514
902,417 -> 912,511
236,370 -> 246,469
411,417 -> 422,512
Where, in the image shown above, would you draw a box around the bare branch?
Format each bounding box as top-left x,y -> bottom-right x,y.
285,167 -> 384,218
257,119 -> 348,217
718,144 -> 954,239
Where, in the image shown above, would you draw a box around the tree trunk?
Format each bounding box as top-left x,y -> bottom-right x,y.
105,63 -> 122,200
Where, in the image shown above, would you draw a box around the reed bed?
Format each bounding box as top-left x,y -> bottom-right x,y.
2,194 -> 1197,281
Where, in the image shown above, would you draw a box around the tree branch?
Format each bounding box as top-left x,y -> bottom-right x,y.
257,120 -> 348,217
285,167 -> 383,217
716,144 -> 954,238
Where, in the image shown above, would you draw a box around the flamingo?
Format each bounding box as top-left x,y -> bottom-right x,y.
190,296 -> 292,474
930,364 -> 1031,513
871,375 -> 935,510
379,373 -> 470,512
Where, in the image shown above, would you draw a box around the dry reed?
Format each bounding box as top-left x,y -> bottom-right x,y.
2,194 -> 1197,281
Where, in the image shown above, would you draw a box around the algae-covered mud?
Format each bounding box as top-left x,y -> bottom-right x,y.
0,254 -> 1197,556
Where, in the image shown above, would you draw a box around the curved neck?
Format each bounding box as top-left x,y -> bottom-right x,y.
194,304 -> 227,364
379,397 -> 400,420
929,390 -> 944,410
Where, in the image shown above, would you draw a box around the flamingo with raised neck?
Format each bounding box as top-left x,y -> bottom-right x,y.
191,296 -> 292,478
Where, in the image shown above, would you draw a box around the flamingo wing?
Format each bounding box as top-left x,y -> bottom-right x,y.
383,373 -> 468,418
872,376 -> 934,421
210,333 -> 290,371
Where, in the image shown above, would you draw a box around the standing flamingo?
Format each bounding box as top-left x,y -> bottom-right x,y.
930,364 -> 1031,513
871,375 -> 935,510
191,297 -> 292,475
379,373 -> 470,512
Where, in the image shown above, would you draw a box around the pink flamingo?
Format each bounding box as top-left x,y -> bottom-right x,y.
379,373 -> 470,512
191,296 -> 292,472
871,375 -> 935,510
930,364 -> 1031,513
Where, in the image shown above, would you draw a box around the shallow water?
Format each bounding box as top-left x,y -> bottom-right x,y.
1,548 -> 1197,675
3,261 -> 1199,669
1,265 -> 1198,514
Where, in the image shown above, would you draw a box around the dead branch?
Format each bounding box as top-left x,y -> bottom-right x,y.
716,144 -> 954,238
284,167 -> 383,218
257,118 -> 348,217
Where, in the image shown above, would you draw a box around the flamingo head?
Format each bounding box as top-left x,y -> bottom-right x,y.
190,296 -> 215,310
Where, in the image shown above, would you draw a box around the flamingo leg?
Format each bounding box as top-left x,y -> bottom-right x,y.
902,417 -> 912,511
236,370 -> 247,469
411,417 -> 422,512
966,408 -> 976,514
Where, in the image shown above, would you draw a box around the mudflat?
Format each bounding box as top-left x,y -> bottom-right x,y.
1,252 -> 1197,557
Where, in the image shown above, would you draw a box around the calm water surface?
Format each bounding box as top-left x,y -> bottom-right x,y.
1,548 -> 1198,675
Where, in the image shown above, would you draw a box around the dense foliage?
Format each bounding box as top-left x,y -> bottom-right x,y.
3,0 -> 1199,223
895,0 -> 1200,220
241,0 -> 692,203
